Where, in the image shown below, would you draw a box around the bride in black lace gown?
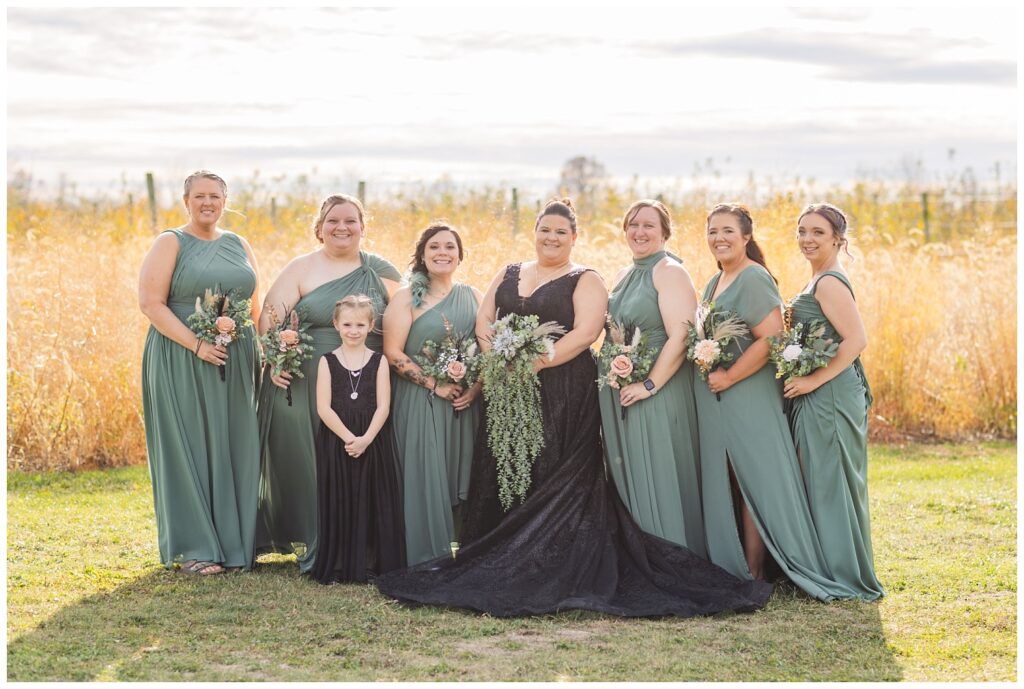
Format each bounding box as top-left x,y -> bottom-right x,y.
376,199 -> 772,617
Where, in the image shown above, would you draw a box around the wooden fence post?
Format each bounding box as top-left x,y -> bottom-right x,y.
921,192 -> 930,243
146,172 -> 158,230
357,180 -> 366,204
270,197 -> 277,229
511,187 -> 520,235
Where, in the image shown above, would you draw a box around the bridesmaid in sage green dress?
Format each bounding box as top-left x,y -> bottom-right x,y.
599,200 -> 705,555
255,194 -> 400,572
140,171 -> 262,574
383,223 -> 483,565
695,203 -> 859,601
783,203 -> 883,600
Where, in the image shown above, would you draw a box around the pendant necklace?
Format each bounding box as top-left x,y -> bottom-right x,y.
343,349 -> 369,400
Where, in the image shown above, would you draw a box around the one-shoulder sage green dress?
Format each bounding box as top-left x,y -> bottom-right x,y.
695,264 -> 859,601
392,284 -> 481,565
789,271 -> 883,600
142,229 -> 262,570
255,251 -> 400,572
599,251 -> 705,556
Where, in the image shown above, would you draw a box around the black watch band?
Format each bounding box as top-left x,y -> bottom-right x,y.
643,378 -> 657,395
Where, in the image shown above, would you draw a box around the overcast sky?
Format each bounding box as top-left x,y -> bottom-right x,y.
6,6 -> 1017,199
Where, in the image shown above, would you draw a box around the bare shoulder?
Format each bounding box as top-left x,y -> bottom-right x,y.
469,285 -> 485,303
576,267 -> 607,292
389,285 -> 414,307
815,273 -> 854,301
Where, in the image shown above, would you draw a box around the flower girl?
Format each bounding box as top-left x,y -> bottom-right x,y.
311,295 -> 405,583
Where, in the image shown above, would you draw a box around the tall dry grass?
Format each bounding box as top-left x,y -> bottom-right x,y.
6,181 -> 1016,470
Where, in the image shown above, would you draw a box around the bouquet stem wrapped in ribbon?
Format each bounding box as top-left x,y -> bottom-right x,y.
259,304 -> 315,406
479,311 -> 566,511
597,320 -> 655,420
413,315 -> 480,417
685,301 -> 749,401
187,287 -> 254,382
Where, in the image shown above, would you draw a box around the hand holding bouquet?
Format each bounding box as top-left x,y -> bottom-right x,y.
259,304 -> 314,406
769,311 -> 839,385
414,316 -> 480,413
479,311 -> 566,511
685,301 -> 749,399
188,287 -> 254,381
598,320 -> 655,420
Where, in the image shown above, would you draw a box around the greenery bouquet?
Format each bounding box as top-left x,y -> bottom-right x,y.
479,311 -> 566,511
597,320 -> 655,420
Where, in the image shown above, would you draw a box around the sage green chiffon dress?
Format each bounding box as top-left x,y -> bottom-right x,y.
695,264 -> 859,601
600,251 -> 705,556
789,271 -> 883,600
255,251 -> 400,572
392,284 -> 481,565
142,229 -> 261,570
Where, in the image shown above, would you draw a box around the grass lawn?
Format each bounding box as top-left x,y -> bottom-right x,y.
6,442 -> 1016,681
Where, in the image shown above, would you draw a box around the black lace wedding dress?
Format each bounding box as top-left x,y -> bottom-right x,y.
375,264 -> 772,617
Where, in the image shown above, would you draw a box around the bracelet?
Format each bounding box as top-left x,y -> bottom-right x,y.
430,380 -> 438,396
194,339 -> 203,357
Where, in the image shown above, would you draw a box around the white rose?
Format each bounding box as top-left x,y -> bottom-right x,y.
782,344 -> 803,362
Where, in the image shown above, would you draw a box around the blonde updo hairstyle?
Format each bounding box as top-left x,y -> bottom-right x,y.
313,193 -> 365,243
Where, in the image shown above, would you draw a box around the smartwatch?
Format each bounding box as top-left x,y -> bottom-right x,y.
643,378 -> 657,395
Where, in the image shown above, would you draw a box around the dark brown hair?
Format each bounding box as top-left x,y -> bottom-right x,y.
706,202 -> 776,282
410,222 -> 465,276
535,197 -> 577,234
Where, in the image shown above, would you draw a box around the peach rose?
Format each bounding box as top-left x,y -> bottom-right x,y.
280,329 -> 300,346
446,360 -> 467,382
610,354 -> 633,379
215,316 -> 235,334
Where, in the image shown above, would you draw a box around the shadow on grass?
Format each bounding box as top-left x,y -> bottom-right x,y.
7,561 -> 903,681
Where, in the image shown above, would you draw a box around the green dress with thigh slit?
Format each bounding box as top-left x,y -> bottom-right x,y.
694,264 -> 859,601
391,283 -> 482,565
788,271 -> 883,600
255,251 -> 400,571
599,251 -> 706,556
141,229 -> 262,570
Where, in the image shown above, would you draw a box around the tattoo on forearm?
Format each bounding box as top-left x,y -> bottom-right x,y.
392,357 -> 428,386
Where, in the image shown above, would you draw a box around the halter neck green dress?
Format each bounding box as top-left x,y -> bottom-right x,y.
599,251 -> 705,555
142,229 -> 261,570
391,283 -> 481,565
788,271 -> 883,600
695,264 -> 859,601
255,251 -> 400,572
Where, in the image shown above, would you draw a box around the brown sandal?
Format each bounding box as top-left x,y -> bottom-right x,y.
179,559 -> 224,575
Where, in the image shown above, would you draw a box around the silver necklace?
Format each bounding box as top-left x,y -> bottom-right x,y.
340,349 -> 370,400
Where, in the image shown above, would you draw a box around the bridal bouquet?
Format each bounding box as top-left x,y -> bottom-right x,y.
597,320 -> 655,420
685,301 -> 749,399
768,310 -> 839,383
187,287 -> 254,381
414,316 -> 480,415
479,312 -> 566,511
259,304 -> 314,406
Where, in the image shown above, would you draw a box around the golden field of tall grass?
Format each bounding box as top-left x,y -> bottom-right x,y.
6,179 -> 1017,470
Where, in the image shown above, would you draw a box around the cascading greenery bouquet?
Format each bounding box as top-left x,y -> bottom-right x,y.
768,308 -> 839,383
685,301 -> 749,399
479,311 -> 566,511
187,287 -> 254,382
597,320 -> 655,420
414,315 -> 480,416
259,304 -> 314,406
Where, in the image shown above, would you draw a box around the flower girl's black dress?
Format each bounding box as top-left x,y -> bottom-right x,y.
312,351 -> 405,583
